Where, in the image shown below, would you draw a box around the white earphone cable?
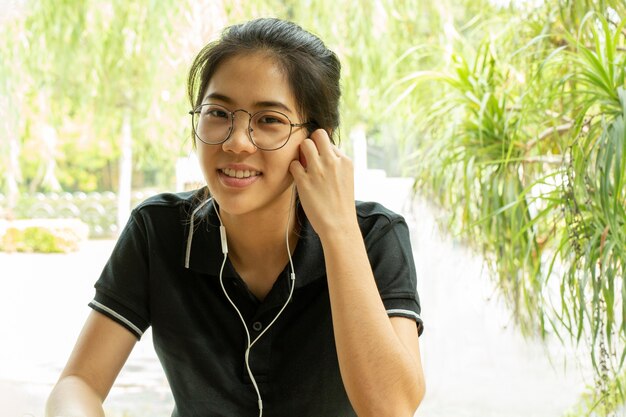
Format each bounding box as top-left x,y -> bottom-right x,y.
213,185 -> 297,416
251,184 -> 297,348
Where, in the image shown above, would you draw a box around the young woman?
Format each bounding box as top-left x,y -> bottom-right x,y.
46,18 -> 425,417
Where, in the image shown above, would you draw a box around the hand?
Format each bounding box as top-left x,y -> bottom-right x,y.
289,129 -> 357,238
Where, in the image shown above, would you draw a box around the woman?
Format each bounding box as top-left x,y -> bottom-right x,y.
46,17 -> 425,417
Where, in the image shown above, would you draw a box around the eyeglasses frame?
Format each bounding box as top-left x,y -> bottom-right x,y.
189,103 -> 314,151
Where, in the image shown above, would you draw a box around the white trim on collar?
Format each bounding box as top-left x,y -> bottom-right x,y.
185,198 -> 213,269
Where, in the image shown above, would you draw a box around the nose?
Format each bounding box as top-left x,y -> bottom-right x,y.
222,110 -> 256,153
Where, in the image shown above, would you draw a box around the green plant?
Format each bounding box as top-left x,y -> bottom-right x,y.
1,220 -> 88,253
396,2 -> 626,414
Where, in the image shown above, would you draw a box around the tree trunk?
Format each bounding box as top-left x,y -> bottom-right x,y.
0,93 -> 21,219
351,124 -> 368,198
5,134 -> 20,219
40,123 -> 61,192
117,108 -> 132,233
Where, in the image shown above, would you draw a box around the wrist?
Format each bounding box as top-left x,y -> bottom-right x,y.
317,219 -> 361,244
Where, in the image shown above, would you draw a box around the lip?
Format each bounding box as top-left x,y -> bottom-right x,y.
217,164 -> 262,188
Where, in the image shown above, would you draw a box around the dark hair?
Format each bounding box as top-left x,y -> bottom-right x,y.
187,18 -> 341,143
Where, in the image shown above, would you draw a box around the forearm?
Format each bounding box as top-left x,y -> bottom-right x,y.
46,375 -> 105,417
322,225 -> 424,417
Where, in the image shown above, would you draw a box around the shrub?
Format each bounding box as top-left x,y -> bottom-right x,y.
0,219 -> 89,253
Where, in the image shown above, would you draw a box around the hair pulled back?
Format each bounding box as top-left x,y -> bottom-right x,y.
187,18 -> 341,142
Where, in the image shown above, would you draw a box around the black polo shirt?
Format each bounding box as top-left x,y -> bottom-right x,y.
89,189 -> 423,417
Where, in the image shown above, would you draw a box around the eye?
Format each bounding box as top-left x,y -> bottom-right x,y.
257,113 -> 288,125
206,109 -> 228,118
200,105 -> 229,119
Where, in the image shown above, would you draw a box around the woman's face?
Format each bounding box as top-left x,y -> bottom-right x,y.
196,52 -> 308,219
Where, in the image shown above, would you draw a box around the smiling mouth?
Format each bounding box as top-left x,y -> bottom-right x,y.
220,168 -> 262,179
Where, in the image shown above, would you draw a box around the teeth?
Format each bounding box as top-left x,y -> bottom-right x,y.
222,168 -> 260,178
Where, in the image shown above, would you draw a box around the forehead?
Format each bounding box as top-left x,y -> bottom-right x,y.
204,53 -> 297,113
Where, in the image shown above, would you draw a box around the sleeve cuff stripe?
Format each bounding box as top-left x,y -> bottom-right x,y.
386,308 -> 422,322
90,299 -> 144,337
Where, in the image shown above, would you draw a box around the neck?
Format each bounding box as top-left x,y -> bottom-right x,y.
217,189 -> 299,267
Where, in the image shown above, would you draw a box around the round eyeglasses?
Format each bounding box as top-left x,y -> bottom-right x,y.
189,103 -> 313,151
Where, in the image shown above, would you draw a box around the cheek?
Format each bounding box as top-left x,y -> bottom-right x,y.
263,145 -> 299,180
289,132 -> 306,155
195,145 -> 218,178
284,138 -> 304,168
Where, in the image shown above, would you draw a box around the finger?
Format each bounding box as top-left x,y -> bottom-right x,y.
331,144 -> 345,157
308,129 -> 334,157
289,159 -> 306,179
299,138 -> 320,167
298,147 -> 308,169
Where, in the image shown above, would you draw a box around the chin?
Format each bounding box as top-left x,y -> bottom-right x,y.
210,192 -> 256,215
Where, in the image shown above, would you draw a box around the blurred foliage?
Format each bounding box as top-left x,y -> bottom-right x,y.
1,220 -> 88,253
0,0 -> 195,194
2,0 -> 626,413
0,0 -> 494,195
393,0 -> 626,414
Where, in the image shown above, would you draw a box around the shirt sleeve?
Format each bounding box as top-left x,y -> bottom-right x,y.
364,214 -> 424,336
88,211 -> 151,340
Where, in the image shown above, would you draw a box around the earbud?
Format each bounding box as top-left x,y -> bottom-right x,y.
219,225 -> 228,254
212,199 -> 229,255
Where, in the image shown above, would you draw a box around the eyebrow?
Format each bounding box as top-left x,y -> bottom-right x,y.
203,92 -> 294,113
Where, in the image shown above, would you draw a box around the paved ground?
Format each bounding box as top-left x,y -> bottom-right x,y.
407,199 -> 590,417
0,190 -> 592,417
